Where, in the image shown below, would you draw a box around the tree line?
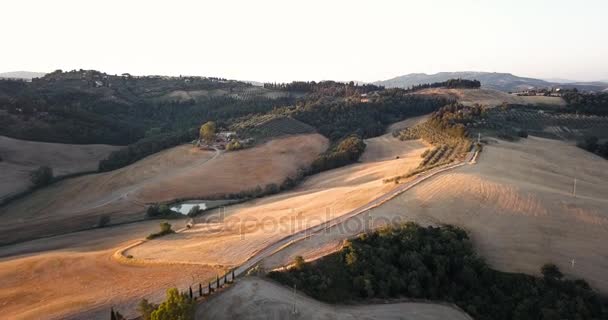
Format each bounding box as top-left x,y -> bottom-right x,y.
403,78 -> 481,93
309,135 -> 366,174
263,80 -> 382,96
269,223 -> 608,320
277,89 -> 449,141
562,90 -> 608,116
578,136 -> 608,159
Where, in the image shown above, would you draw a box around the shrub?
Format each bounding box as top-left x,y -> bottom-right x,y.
147,222 -> 175,240
150,288 -> 194,320
264,183 -> 279,194
517,129 -> 528,138
187,205 -> 200,217
226,140 -> 243,151
138,298 -> 159,320
146,204 -> 179,218
30,166 -> 53,187
97,214 -> 111,228
199,121 -> 216,144
294,255 -> 305,270
159,222 -> 172,233
541,263 -> 563,280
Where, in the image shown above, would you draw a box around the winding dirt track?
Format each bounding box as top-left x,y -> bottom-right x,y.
263,137 -> 608,294
0,133 -> 327,319
123,114 -> 470,286
6,114 -> 605,319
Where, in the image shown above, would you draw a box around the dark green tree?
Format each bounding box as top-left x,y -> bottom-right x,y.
30,166 -> 53,187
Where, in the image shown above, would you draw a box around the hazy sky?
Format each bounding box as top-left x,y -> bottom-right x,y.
2,0 -> 607,82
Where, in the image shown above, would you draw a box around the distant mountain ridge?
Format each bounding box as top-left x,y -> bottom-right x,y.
0,71 -> 46,80
374,71 -> 608,92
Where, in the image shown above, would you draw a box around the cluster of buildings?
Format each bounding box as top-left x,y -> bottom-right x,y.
514,88 -> 563,97
197,131 -> 252,151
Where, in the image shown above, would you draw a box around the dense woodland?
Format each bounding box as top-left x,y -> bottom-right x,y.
269,223 -> 608,320
562,90 -> 608,116
403,78 -> 481,93
280,88 -> 449,140
578,136 -> 608,159
263,80 -> 382,96
0,71 -> 449,173
0,70 -> 291,144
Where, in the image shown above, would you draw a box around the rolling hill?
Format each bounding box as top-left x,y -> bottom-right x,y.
375,71 -> 608,92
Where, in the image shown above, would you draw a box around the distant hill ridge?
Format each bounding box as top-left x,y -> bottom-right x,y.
0,71 -> 46,80
374,71 -> 608,92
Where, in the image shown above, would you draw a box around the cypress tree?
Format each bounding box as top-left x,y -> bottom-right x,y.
110,307 -> 116,320
199,283 -> 203,297
208,282 -> 212,294
216,275 -> 220,288
189,286 -> 193,300
231,269 -> 236,282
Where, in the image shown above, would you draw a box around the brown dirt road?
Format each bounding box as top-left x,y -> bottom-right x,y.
263,136 -> 608,293
0,133 -> 328,319
126,116 -> 431,267
0,219 -> 222,320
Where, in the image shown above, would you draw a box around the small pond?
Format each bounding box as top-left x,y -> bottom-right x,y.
170,199 -> 238,215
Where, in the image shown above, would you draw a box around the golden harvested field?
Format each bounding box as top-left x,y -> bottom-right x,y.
125,118 -> 430,267
196,277 -> 471,320
0,135 -> 121,201
416,88 -> 566,107
0,219 -> 222,320
0,117 -> 429,320
263,136 -> 608,293
0,133 -> 328,244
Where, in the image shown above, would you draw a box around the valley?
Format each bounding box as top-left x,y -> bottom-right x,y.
1,72 -> 607,320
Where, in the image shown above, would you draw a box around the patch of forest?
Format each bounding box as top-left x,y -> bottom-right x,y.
385,104 -> 477,182
230,114 -> 316,141
403,78 -> 481,93
279,89 -> 450,140
269,223 -> 608,320
562,90 -> 608,116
